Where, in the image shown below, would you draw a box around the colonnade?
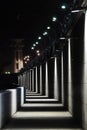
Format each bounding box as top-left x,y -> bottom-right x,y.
18,38 -> 72,107
18,11 -> 87,130
18,56 -> 61,101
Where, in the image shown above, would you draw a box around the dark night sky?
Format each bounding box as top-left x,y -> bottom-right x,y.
0,0 -> 83,72
0,0 -> 74,39
0,0 -> 59,38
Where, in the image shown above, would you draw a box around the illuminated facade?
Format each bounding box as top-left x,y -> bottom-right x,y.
13,39 -> 24,73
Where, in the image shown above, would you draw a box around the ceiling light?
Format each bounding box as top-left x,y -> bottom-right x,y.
37,53 -> 40,56
33,44 -> 36,47
38,36 -> 41,40
31,47 -> 34,50
36,42 -> 39,44
43,32 -> 48,36
47,26 -> 51,30
52,17 -> 57,22
61,5 -> 66,9
36,50 -> 40,53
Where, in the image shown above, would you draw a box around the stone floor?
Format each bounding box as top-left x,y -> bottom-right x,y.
2,111 -> 82,130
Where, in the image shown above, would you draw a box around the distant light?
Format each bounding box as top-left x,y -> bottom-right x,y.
52,17 -> 57,22
25,61 -> 27,64
33,44 -> 36,47
5,72 -> 11,74
8,72 -> 11,74
61,5 -> 66,9
36,50 -> 40,53
47,26 -> 51,30
43,32 -> 48,36
27,56 -> 30,58
38,36 -> 41,40
37,53 -> 40,56
71,9 -> 85,13
36,42 -> 39,44
31,47 -> 34,50
27,58 -> 30,61
59,37 -> 66,40
24,56 -> 27,59
71,10 -> 79,13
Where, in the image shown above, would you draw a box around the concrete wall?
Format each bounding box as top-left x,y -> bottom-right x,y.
69,13 -> 84,127
0,86 -> 24,129
0,91 -> 11,128
82,10 -> 87,130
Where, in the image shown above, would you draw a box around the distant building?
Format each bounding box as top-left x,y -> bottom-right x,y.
3,39 -> 24,74
13,39 -> 24,73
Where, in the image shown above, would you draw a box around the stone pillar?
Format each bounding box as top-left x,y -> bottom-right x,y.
54,57 -> 59,100
61,51 -> 64,105
35,66 -> 38,93
29,70 -> 32,92
42,63 -> 45,95
31,69 -> 34,92
82,10 -> 87,130
25,71 -> 29,90
20,75 -> 23,86
45,62 -> 49,97
26,71 -> 29,90
68,38 -> 73,114
18,75 -> 21,85
40,65 -> 42,95
23,73 -> 26,89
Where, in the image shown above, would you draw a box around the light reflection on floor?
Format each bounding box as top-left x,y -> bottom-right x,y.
2,110 -> 82,130
21,103 -> 63,107
26,99 -> 58,101
12,111 -> 72,119
3,128 -> 82,130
